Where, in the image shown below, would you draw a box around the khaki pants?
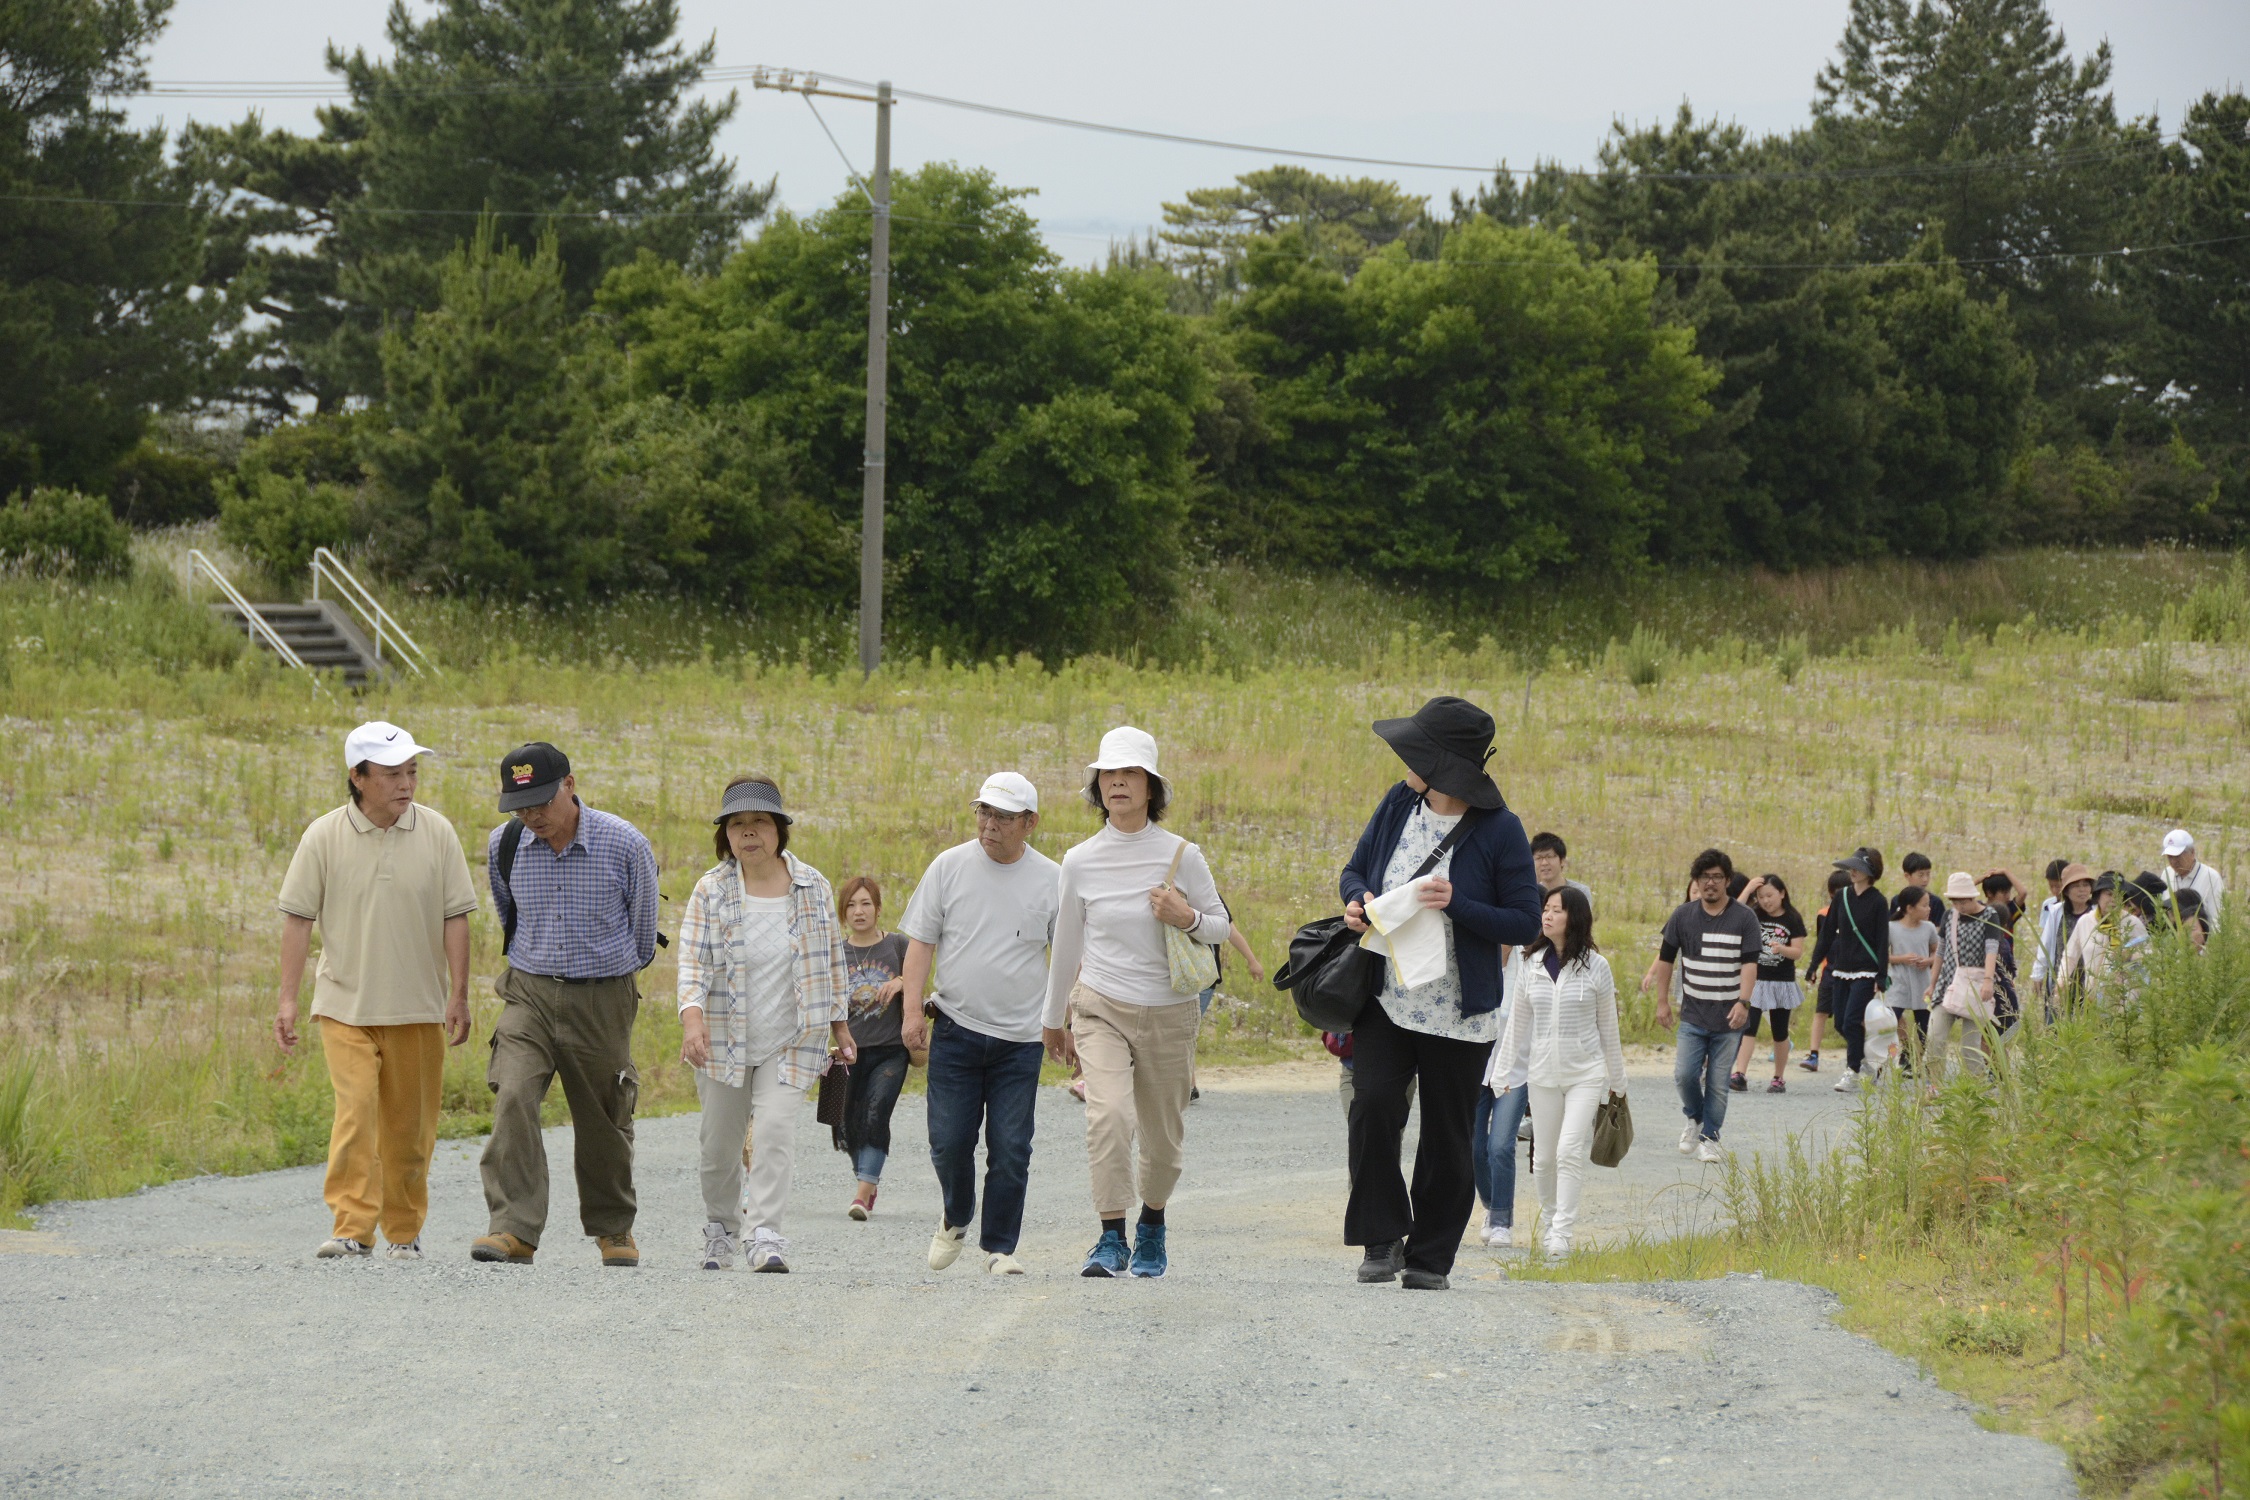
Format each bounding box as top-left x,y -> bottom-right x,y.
481,968 -> 640,1246
696,1063 -> 804,1241
1070,983 -> 1198,1218
319,1018 -> 444,1245
1924,1006 -> 1990,1081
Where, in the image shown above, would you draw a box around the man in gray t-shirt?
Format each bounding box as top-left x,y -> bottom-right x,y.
898,772 -> 1060,1275
1645,850 -> 1760,1158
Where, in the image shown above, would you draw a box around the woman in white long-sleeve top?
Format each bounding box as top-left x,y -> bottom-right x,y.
1042,726 -> 1231,1280
1492,885 -> 1626,1259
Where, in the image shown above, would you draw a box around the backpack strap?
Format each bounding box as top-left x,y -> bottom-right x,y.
495,824 -> 522,957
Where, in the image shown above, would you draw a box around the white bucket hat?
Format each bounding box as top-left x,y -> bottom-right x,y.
1088,725 -> 1165,793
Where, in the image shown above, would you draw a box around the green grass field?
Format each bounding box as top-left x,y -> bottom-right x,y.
1,543 -> 2244,1217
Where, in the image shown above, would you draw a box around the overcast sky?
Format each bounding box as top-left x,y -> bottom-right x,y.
129,1 -> 2248,263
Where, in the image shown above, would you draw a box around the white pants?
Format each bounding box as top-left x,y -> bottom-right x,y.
1924,1008 -> 1989,1081
1528,1078 -> 1605,1247
696,1063 -> 804,1239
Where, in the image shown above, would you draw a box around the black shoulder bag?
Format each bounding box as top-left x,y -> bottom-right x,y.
1273,811 -> 1477,1034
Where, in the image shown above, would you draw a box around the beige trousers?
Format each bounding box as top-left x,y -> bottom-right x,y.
1070,983 -> 1199,1217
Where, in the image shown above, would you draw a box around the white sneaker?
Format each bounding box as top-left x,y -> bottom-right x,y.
1678,1122 -> 1701,1155
928,1221 -> 967,1271
1543,1236 -> 1570,1262
747,1230 -> 789,1273
1482,1224 -> 1513,1248
986,1251 -> 1026,1275
1833,1069 -> 1860,1093
382,1240 -> 423,1261
1696,1139 -> 1726,1165
700,1220 -> 737,1271
315,1237 -> 370,1259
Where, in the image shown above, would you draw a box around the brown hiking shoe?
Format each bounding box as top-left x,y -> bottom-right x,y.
597,1234 -> 639,1268
470,1232 -> 536,1264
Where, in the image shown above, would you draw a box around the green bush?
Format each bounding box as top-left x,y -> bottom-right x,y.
0,487 -> 134,578
105,441 -> 225,527
218,471 -> 358,586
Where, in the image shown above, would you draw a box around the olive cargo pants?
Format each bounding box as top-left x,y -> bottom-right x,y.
481,967 -> 640,1246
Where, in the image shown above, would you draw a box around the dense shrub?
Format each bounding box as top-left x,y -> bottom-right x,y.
105,441 -> 225,527
217,471 -> 358,586
0,488 -> 134,578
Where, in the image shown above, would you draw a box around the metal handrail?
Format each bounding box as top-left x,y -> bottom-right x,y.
309,546 -> 437,676
188,549 -> 314,675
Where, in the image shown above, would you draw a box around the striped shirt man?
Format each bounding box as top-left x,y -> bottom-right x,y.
1659,898 -> 1764,1031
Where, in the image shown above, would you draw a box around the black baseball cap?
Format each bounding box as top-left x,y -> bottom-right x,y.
497,741 -> 570,812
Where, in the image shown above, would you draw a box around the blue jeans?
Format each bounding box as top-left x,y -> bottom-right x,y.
925,1014 -> 1044,1255
1471,1084 -> 1529,1228
1675,1021 -> 1738,1141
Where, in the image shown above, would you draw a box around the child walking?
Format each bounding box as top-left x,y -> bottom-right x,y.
1731,874 -> 1805,1093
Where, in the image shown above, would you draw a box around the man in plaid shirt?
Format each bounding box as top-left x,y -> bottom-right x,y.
473,741 -> 659,1268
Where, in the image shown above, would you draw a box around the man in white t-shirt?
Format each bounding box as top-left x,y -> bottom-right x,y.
899,772 -> 1060,1276
2161,829 -> 2225,931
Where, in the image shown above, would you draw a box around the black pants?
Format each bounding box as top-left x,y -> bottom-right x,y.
1343,1000 -> 1489,1276
1834,977 -> 1879,1072
843,1044 -> 911,1165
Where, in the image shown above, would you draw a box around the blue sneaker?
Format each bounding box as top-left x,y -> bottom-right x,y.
1129,1223 -> 1168,1278
1080,1228 -> 1130,1278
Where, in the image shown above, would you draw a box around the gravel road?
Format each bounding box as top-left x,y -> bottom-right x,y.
1,1057 -> 2073,1499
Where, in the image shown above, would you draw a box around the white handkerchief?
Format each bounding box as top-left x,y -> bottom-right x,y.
1360,878 -> 1451,990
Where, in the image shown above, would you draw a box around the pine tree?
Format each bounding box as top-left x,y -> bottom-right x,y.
189,0 -> 770,411
0,0 -> 236,496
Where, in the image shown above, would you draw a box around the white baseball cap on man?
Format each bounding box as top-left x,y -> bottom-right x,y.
344,720 -> 434,768
2162,828 -> 2195,858
974,771 -> 1039,814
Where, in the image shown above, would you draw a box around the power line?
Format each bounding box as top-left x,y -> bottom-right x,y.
109,65 -> 2185,185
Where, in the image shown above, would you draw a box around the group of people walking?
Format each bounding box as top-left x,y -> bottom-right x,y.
271,698 -> 2223,1283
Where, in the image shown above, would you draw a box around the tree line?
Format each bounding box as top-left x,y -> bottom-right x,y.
3,0 -> 2246,656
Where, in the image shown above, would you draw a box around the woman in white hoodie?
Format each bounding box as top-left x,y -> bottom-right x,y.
1492,885 -> 1626,1258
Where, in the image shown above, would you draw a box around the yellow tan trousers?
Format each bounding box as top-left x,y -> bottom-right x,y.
319,1017 -> 445,1245
1069,983 -> 1198,1218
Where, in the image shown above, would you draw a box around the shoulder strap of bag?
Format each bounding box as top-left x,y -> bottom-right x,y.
1409,809 -> 1478,882
1163,839 -> 1187,889
1836,886 -> 1881,967
496,822 -> 521,957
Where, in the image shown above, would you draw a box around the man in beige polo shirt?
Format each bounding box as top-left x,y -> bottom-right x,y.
275,721 -> 478,1260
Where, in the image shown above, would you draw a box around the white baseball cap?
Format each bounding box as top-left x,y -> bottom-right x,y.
344,720 -> 433,768
973,771 -> 1039,814
1088,725 -> 1163,783
2162,828 -> 2195,857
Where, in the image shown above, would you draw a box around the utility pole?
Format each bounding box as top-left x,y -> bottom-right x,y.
860,82 -> 891,677
752,69 -> 893,675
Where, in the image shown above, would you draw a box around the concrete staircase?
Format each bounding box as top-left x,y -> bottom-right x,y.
210,598 -> 388,686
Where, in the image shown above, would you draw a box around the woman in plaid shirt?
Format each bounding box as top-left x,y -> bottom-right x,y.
679,775 -> 854,1272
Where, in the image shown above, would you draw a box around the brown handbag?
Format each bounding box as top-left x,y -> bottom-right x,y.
814,1062 -> 852,1152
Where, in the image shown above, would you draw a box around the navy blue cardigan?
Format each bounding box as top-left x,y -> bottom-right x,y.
1339,782 -> 1544,1018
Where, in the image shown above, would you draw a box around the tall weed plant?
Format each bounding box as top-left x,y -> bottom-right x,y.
1717,927 -> 2250,1495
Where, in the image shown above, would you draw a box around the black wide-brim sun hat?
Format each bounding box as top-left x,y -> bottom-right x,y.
1371,696 -> 1505,810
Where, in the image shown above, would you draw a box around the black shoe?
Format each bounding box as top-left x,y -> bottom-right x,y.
1356,1239 -> 1405,1283
1401,1269 -> 1450,1291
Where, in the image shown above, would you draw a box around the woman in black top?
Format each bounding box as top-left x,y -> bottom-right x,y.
837,876 -> 910,1220
1805,854 -> 1890,1092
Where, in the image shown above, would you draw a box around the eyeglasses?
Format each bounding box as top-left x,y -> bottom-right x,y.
974,806 -> 1029,824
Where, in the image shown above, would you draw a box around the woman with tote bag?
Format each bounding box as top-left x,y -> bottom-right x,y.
1491,886 -> 1626,1260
